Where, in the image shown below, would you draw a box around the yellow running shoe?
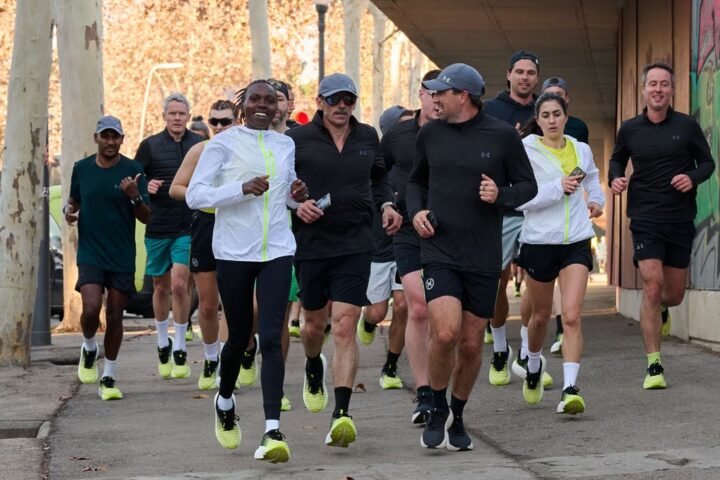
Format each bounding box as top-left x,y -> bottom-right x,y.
661,306 -> 671,337
157,338 -> 173,379
379,365 -> 403,389
98,376 -> 123,401
254,429 -> 290,463
484,324 -> 494,344
303,353 -> 328,413
281,395 -> 292,412
325,412 -> 357,448
237,334 -> 258,386
198,359 -> 219,390
214,393 -> 240,449
556,386 -> 585,414
543,371 -> 554,389
550,334 -> 563,354
78,344 -> 99,384
170,350 -> 191,379
488,346 -> 513,386
643,362 -> 667,390
288,319 -> 301,338
522,357 -> 545,405
185,329 -> 194,342
356,317 -> 376,346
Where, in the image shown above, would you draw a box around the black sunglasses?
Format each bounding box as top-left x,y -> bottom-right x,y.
208,117 -> 234,127
322,93 -> 357,106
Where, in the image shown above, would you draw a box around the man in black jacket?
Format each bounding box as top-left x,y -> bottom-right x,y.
609,62 -> 714,391
408,63 -> 537,451
289,73 -> 402,448
136,93 -> 204,380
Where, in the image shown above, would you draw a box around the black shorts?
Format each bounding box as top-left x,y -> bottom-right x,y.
75,264 -> 135,296
518,239 -> 593,283
630,219 -> 694,269
422,264 -> 499,318
295,253 -> 372,311
190,211 -> 216,273
394,241 -> 422,278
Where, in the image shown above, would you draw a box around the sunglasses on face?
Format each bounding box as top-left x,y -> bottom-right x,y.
322,93 -> 357,106
208,117 -> 234,127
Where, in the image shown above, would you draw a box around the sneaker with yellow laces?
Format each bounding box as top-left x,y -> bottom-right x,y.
254,429 -> 290,463
488,345 -> 513,386
98,376 -> 123,401
325,411 -> 357,448
288,319 -> 301,338
78,344 -> 99,384
214,393 -> 240,449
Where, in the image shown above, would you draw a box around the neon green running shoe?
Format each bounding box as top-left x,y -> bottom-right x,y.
643,362 -> 667,390
198,359 -> 219,390
98,376 -> 123,401
303,353 -> 328,413
379,364 -> 403,389
170,350 -> 191,379
484,324 -> 494,344
288,319 -> 301,338
556,386 -> 585,414
185,329 -> 194,342
488,345 -> 513,386
78,344 -> 99,384
254,429 -> 290,463
661,306 -> 671,337
522,357 -> 545,405
325,412 -> 357,448
157,338 -> 173,379
237,334 -> 258,387
542,370 -> 554,389
214,393 -> 240,449
550,334 -> 563,354
281,395 -> 292,412
356,316 -> 376,346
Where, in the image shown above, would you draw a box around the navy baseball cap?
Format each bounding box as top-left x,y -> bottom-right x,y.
509,50 -> 540,71
318,73 -> 358,97
542,76 -> 569,93
95,115 -> 124,135
422,63 -> 486,96
379,105 -> 410,135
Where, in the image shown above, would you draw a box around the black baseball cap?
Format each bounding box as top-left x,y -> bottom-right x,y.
509,50 -> 540,71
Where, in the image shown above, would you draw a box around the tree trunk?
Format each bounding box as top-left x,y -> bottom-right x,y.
0,0 -> 53,367
390,34 -> 404,107
248,0 -> 272,79
408,45 -> 422,110
369,4 -> 386,132
54,0 -> 104,332
343,0 -> 368,121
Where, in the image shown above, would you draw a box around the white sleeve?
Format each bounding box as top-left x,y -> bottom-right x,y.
517,177 -> 564,211
580,144 -> 606,207
186,139 -> 253,209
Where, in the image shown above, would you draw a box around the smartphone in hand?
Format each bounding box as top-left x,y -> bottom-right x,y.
566,166 -> 586,196
427,210 -> 438,229
316,193 -> 331,211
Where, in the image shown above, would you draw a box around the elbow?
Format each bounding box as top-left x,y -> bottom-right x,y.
168,185 -> 185,202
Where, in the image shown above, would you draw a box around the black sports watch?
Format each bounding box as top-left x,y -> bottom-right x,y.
130,196 -> 144,207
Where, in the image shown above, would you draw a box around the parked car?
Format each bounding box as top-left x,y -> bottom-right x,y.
48,185 -> 155,319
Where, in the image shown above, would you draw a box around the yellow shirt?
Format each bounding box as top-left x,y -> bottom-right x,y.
537,137 -> 578,175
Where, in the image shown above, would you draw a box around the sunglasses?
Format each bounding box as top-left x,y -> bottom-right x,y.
208,117 -> 234,127
322,93 -> 357,106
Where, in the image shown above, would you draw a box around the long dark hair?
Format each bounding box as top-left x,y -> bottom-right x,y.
519,92 -> 568,138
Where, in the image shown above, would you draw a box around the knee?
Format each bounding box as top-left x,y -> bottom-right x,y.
153,281 -> 170,297
457,335 -> 481,359
199,301 -> 218,320
258,332 -> 281,353
393,296 -> 408,315
408,303 -> 428,324
331,318 -> 356,343
561,310 -> 581,331
82,301 -> 102,320
431,325 -> 459,349
171,280 -> 188,299
643,280 -> 663,304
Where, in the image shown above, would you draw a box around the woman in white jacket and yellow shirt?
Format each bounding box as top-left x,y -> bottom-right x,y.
515,92 -> 605,415
187,80 -> 307,462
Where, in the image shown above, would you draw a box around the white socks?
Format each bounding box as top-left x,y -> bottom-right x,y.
528,350 -> 542,374
174,322 -> 187,351
83,337 -> 97,352
217,393 -> 234,411
520,326 -> 529,359
103,359 -> 116,379
155,319 -> 169,348
265,419 -> 279,433
563,362 -> 580,389
490,325 -> 507,353
204,341 -> 220,362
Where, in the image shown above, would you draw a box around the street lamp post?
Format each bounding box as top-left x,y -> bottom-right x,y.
315,0 -> 332,86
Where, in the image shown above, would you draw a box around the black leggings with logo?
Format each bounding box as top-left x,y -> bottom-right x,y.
216,255 -> 292,420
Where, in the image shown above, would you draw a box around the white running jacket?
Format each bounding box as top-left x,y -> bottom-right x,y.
186,126 -> 297,262
517,134 -> 605,245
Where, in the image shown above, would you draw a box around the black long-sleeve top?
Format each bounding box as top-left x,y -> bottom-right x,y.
288,111 -> 394,260
608,108 -> 715,222
406,111 -> 538,273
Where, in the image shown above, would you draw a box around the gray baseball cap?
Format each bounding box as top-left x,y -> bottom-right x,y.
379,105 -> 410,135
95,115 -> 124,135
542,76 -> 569,93
318,73 -> 358,97
422,63 -> 486,96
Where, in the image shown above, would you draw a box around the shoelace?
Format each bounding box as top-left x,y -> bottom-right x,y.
83,349 -> 97,369
563,385 -> 580,396
427,409 -> 448,429
203,360 -> 218,376
383,364 -> 398,377
100,376 -> 115,388
217,408 -> 238,431
448,415 -> 465,433
265,429 -> 286,442
174,351 -> 187,365
491,351 -> 508,370
526,369 -> 541,388
647,361 -> 664,376
158,344 -> 171,363
240,350 -> 256,369
307,372 -> 323,394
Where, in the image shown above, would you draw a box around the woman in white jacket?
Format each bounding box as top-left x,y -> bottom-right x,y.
516,92 -> 605,415
186,80 -> 307,462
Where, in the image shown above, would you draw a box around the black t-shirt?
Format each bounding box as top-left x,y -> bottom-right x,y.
406,112 -> 537,273
288,112 -> 394,260
565,116 -> 589,143
608,108 -> 714,222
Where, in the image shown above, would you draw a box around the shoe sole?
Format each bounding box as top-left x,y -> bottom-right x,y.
213,392 -> 240,449
643,377 -> 667,390
303,353 -> 328,413
170,367 -> 191,379
446,437 -> 474,452
550,341 -> 562,354
557,396 -> 585,415
78,345 -> 99,384
98,389 -> 123,401
325,419 -> 356,448
420,410 -> 452,449
379,376 -> 403,390
198,376 -> 217,390
255,443 -> 290,463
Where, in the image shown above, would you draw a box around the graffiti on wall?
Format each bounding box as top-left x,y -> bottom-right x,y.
691,0 -> 720,289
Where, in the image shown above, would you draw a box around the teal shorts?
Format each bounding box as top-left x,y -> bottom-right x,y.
144,235 -> 191,277
288,266 -> 299,302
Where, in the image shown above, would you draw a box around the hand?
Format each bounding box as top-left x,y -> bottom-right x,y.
147,179 -> 164,194
290,179 -> 309,202
120,174 -> 141,198
242,175 -> 270,196
478,174 -> 499,203
670,174 -> 693,193
382,206 -> 402,235
610,177 -> 628,195
64,204 -> 79,225
588,202 -> 603,218
561,175 -> 583,195
296,199 -> 323,224
412,210 -> 435,239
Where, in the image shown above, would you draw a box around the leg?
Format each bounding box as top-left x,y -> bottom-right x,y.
451,311 -> 487,400
152,272 -> 172,324
195,271 -> 220,345
103,288 -> 128,362
661,266 -> 688,307
402,270 -> 430,388
330,301 -> 362,390
526,277 -> 554,354
427,296 -> 462,392
170,263 -> 191,329
557,265 -> 589,364
637,259 -> 665,355
490,265 -> 511,329
79,284 -> 104,341
388,290 -> 408,355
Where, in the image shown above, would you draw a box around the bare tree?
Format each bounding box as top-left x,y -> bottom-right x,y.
369,3 -> 386,131
54,0 -> 105,332
408,46 -> 422,110
248,0 -> 272,79
0,0 -> 54,366
390,33 -> 405,107
343,0 -> 368,121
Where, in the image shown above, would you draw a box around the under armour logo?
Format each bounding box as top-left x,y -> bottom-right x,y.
480,152 -> 491,158
359,150 -> 368,156
425,278 -> 435,290
635,243 -> 644,251
441,75 -> 452,83
672,134 -> 680,141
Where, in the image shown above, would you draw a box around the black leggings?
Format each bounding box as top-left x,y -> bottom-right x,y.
216,255 -> 292,420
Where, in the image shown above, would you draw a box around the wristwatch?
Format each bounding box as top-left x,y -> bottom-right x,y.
130,196 -> 144,207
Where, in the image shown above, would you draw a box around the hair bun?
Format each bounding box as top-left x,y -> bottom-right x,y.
192,115 -> 204,122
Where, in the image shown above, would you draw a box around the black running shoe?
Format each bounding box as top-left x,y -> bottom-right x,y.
446,415 -> 473,451
157,337 -> 173,378
412,393 -> 432,426
421,408 -> 450,449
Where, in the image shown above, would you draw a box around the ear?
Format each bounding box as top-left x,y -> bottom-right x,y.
315,96 -> 323,109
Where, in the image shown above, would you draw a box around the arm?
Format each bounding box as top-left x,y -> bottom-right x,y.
406,131 -> 433,238
580,143 -> 606,208
496,130 -> 538,208
686,120 -> 715,187
65,163 -> 81,225
516,177 -> 564,211
607,125 -> 630,187
120,173 -> 151,224
186,140 -> 255,209
169,142 -> 203,201
369,132 -> 394,210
